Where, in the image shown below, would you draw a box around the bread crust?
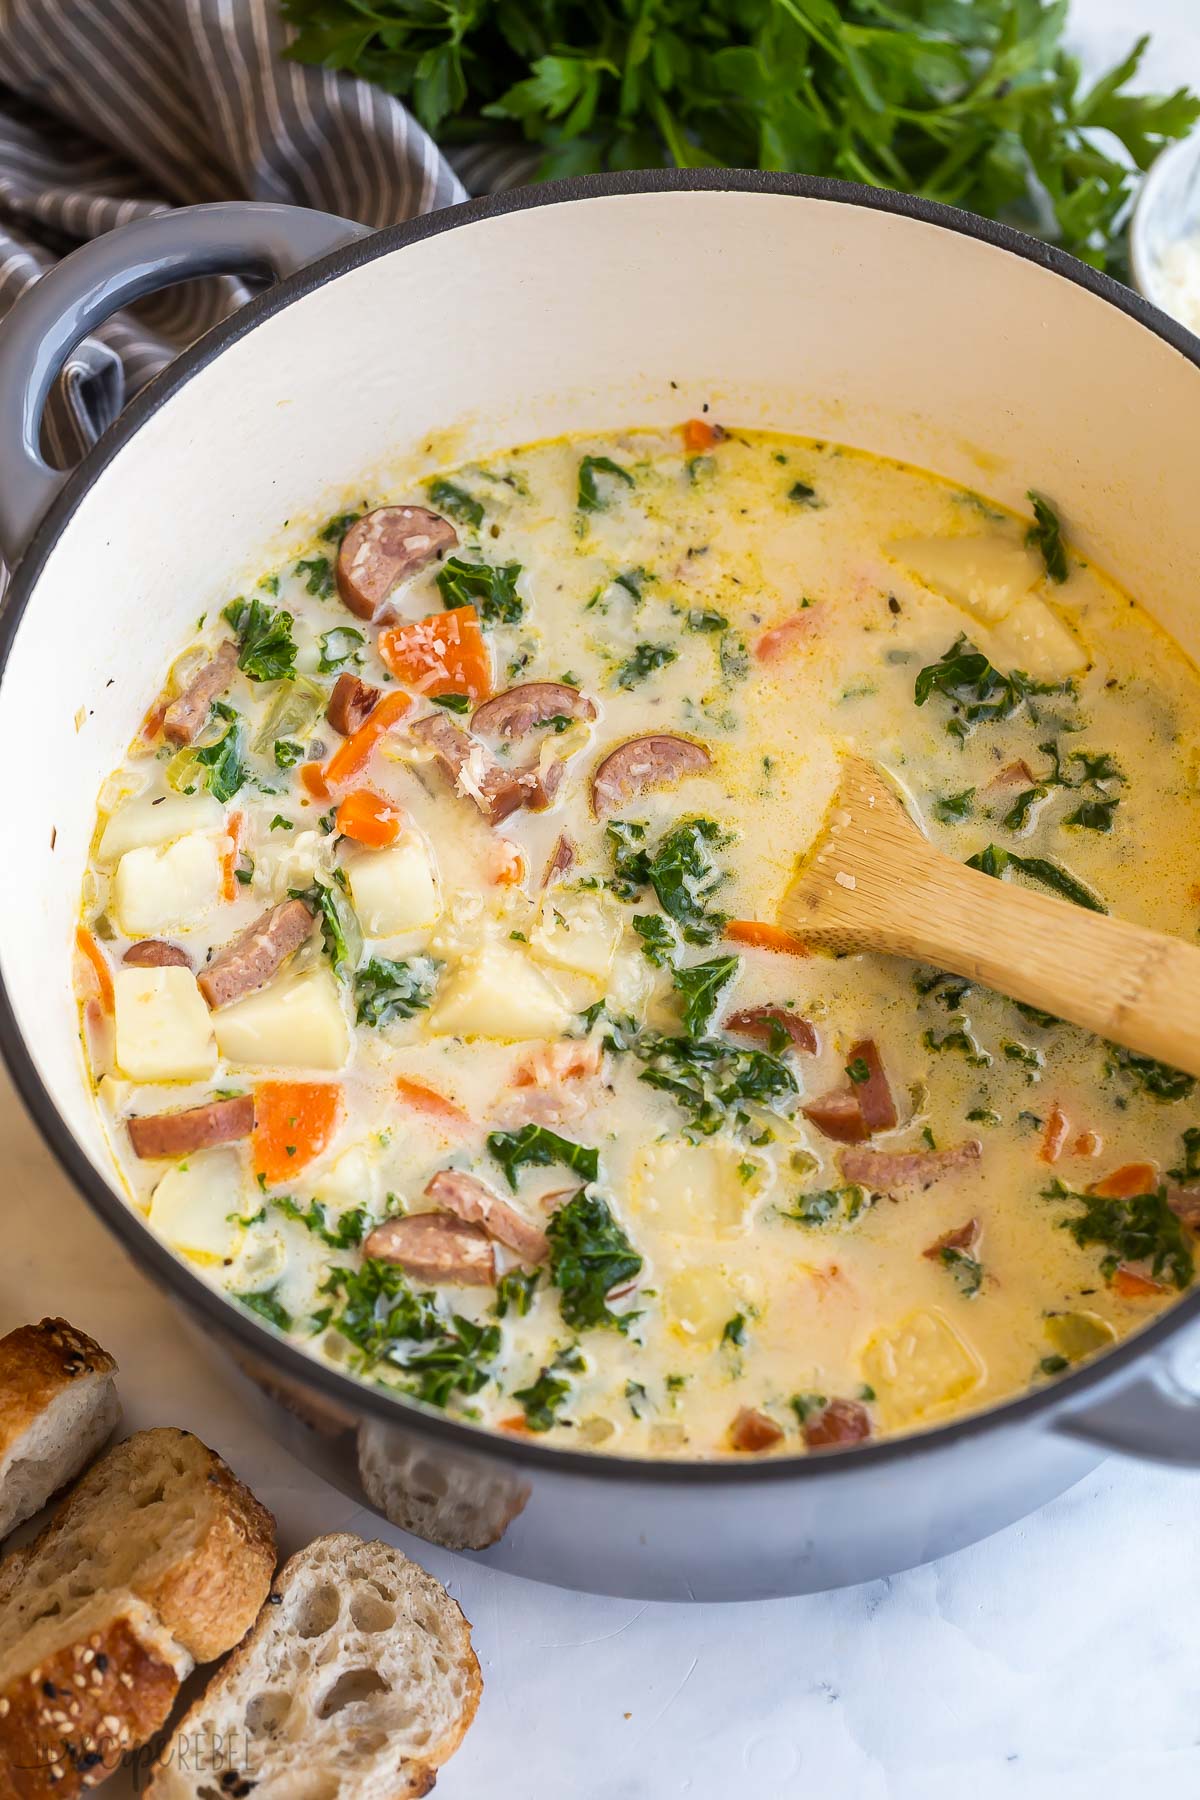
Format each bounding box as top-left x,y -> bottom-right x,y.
0,1320 -> 116,1460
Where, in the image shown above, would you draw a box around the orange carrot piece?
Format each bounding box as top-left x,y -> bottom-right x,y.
252,1081 -> 342,1186
394,1075 -> 472,1132
1112,1264 -> 1167,1298
1039,1104 -> 1069,1164
221,811 -> 243,902
74,926 -> 114,1013
725,920 -> 811,957
1072,1130 -> 1102,1158
322,688 -> 410,791
299,761 -> 330,801
681,417 -> 720,452
335,788 -> 405,848
498,1415 -> 533,1435
1088,1161 -> 1158,1199
377,606 -> 492,701
487,837 -> 525,885
755,610 -> 821,661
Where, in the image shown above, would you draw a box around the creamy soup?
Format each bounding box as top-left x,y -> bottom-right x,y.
74,423 -> 1200,1457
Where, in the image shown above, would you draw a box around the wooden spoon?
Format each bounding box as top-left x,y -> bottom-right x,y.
778,754 -> 1200,1079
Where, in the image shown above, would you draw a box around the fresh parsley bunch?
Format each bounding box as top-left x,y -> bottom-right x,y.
281,0 -> 1199,274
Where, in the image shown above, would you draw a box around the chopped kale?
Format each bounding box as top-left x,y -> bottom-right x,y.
320,1258 -> 500,1405
426,476 -> 484,529
430,692 -> 472,713
721,1313 -> 747,1348
235,1285 -> 293,1331
546,1190 -> 642,1333
1065,797 -> 1119,832
436,555 -> 524,625
781,1186 -> 868,1227
354,956 -> 439,1027
846,1057 -> 870,1085
1047,1177 -> 1193,1290
633,913 -> 678,966
1169,1128 -> 1200,1183
274,1196 -> 366,1249
625,1377 -> 649,1417
1104,1043 -> 1195,1103
1026,491 -> 1068,584
612,642 -> 677,689
318,509 -> 363,544
934,788 -> 975,822
487,1123 -> 600,1191
295,554 -> 334,597
191,700 -> 246,803
223,596 -> 297,682
578,454 -> 634,511
940,1247 -> 983,1296
686,607 -> 729,632
318,626 -> 365,672
787,479 -> 820,506
606,815 -> 728,943
966,843 -> 1106,913
292,878 -> 362,981
513,1346 -> 584,1430
672,954 -> 739,1036
923,1022 -> 991,1067
634,1032 -> 797,1137
274,739 -> 304,769
914,635 -> 1069,738
493,1267 -> 541,1319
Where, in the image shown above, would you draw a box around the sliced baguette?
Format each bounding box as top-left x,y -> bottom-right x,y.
0,1428 -> 276,1798
148,1532 -> 482,1800
0,1318 -> 120,1541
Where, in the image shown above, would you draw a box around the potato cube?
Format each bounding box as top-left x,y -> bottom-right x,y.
529,891 -> 623,984
149,1148 -> 243,1264
632,1141 -> 751,1237
96,792 -> 223,864
890,532 -> 1041,624
988,593 -> 1088,681
665,1265 -> 738,1346
344,833 -> 441,937
861,1308 -> 983,1430
113,967 -> 217,1082
213,966 -> 350,1070
427,942 -> 571,1042
114,831 -> 221,936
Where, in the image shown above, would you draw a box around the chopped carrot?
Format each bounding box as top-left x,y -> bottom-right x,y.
755,610 -> 821,661
335,788 -> 405,849
498,1415 -> 532,1434
681,417 -> 723,452
322,689 -> 410,791
487,838 -> 525,885
395,1076 -> 472,1132
1112,1264 -> 1167,1298
299,761 -> 330,801
74,926 -> 114,1013
1072,1130 -> 1102,1157
1088,1161 -> 1158,1199
377,606 -> 492,702
136,694 -> 168,748
725,920 -> 811,957
252,1081 -> 343,1186
1039,1104 -> 1069,1164
221,811 -> 243,902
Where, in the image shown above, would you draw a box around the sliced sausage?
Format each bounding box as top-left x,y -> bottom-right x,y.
541,832 -> 576,888
162,640 -> 239,746
1168,1188 -> 1200,1229
803,1399 -> 871,1450
127,1095 -> 254,1160
122,939 -> 191,970
923,1218 -> 981,1259
591,734 -> 712,820
471,682 -> 596,740
725,1006 -> 818,1054
362,1213 -> 496,1285
198,898 -> 314,1009
802,1090 -> 870,1144
985,758 -> 1036,792
409,712 -> 560,825
839,1139 -> 983,1193
336,506 -> 458,621
514,1039 -> 603,1087
729,1407 -> 784,1453
327,672 -> 381,737
425,1169 -> 549,1265
847,1038 -> 897,1132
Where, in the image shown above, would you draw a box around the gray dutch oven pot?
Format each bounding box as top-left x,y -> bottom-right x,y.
0,174 -> 1198,1603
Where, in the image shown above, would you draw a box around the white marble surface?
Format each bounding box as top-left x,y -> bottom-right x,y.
7,4 -> 1200,1795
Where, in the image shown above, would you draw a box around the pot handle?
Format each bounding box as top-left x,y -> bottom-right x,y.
1052,1334 -> 1200,1467
0,201 -> 370,568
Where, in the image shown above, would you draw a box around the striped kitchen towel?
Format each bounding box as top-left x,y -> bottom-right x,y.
0,0 -> 495,473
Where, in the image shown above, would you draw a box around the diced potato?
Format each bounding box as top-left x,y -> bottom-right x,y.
665,1265 -> 737,1346
312,1144 -> 383,1214
149,1148 -> 243,1264
345,834 -> 441,937
213,966 -> 350,1070
890,532 -> 1042,624
96,792 -> 223,865
1044,1310 -> 1116,1362
987,593 -> 1088,681
529,891 -> 623,984
861,1308 -> 984,1430
113,967 -> 217,1082
113,831 -> 221,936
631,1140 -> 752,1237
427,943 -> 571,1042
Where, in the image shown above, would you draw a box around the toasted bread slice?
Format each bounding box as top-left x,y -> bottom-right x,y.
148,1533 -> 481,1800
0,1428 -> 276,1798
0,1318 -> 120,1541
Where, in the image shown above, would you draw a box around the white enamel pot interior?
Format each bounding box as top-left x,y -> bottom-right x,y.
4,175 -> 1200,1599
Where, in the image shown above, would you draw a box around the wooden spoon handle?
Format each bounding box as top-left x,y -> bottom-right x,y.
875,856 -> 1200,1078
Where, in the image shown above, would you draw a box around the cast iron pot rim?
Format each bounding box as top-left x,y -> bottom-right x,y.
4,166 -> 1200,1489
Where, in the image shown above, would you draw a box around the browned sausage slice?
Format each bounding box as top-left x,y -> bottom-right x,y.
326,672 -> 381,737
336,506 -> 458,621
591,734 -> 712,819
725,1006 -> 818,1054
362,1213 -> 496,1285
728,1407 -> 784,1453
122,939 -> 192,970
409,712 -> 559,825
541,832 -> 576,888
162,640 -> 239,746
198,898 -> 314,1009
425,1169 -> 549,1265
847,1038 -> 898,1132
803,1399 -> 871,1450
471,682 -> 596,740
923,1218 -> 981,1259
838,1139 -> 982,1193
127,1095 -> 254,1160
802,1089 -> 870,1144
1169,1188 -> 1200,1229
